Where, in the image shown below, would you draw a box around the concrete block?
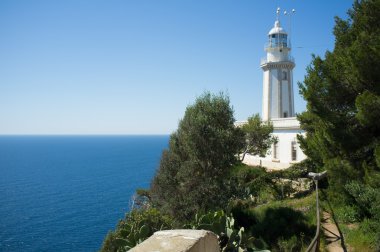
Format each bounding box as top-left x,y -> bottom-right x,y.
129,229 -> 219,252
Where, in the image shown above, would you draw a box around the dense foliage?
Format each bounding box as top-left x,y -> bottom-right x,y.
298,0 -> 380,248
150,92 -> 244,221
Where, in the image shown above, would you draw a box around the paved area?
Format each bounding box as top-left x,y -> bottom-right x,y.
322,211 -> 346,252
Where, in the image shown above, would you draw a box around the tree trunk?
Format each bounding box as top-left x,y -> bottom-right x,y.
240,146 -> 251,161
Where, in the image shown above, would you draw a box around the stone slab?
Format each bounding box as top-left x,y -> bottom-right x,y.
129,229 -> 219,252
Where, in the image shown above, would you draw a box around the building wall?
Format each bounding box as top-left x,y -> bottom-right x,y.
289,69 -> 295,116
272,129 -> 306,163
270,69 -> 279,118
264,67 -> 294,120
281,72 -> 289,117
241,118 -> 307,170
267,47 -> 290,62
262,70 -> 270,121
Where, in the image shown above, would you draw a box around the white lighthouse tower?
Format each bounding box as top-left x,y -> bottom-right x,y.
261,15 -> 295,121
239,8 -> 307,170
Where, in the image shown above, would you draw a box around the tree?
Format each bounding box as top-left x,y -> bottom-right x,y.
150,92 -> 244,221
298,0 -> 380,225
240,114 -> 275,161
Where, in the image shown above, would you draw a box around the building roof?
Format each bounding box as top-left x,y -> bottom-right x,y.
235,117 -> 302,130
271,117 -> 301,130
268,20 -> 287,35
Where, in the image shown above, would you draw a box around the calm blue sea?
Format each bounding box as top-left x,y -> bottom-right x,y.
0,135 -> 169,251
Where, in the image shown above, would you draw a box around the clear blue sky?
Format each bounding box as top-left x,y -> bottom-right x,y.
0,0 -> 353,135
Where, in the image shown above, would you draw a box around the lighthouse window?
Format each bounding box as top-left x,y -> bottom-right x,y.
291,141 -> 297,161
273,142 -> 279,159
269,34 -> 277,47
282,71 -> 287,80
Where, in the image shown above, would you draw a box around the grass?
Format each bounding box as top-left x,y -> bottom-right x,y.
253,191 -> 317,224
339,219 -> 377,252
231,192 -> 318,251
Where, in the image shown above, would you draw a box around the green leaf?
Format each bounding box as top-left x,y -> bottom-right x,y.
139,224 -> 150,239
127,233 -> 136,246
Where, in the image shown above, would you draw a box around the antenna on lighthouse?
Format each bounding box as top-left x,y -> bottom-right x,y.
284,8 -> 296,48
276,7 -> 281,48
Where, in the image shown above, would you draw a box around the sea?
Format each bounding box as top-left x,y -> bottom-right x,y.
0,135 -> 169,251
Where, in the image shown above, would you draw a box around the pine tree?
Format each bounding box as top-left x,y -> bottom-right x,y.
298,0 -> 380,217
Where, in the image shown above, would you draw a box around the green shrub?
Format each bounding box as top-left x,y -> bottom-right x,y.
229,164 -> 266,184
251,207 -> 314,251
284,159 -> 317,179
344,181 -> 377,218
100,208 -> 174,252
229,199 -> 315,251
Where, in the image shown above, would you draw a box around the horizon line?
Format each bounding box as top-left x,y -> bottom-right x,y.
0,133 -> 171,136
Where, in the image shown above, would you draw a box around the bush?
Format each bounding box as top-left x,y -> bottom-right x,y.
229,201 -> 315,251
285,159 -> 318,179
229,164 -> 266,184
251,207 -> 314,251
100,208 -> 174,252
344,181 -> 377,218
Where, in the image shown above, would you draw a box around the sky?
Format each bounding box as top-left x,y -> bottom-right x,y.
0,0 -> 354,135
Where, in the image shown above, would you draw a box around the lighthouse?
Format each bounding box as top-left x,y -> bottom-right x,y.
238,8 -> 307,170
261,16 -> 295,121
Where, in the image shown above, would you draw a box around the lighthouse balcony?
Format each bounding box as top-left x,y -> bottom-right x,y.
261,56 -> 295,65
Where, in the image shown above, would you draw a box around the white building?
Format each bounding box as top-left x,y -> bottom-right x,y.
242,15 -> 306,170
